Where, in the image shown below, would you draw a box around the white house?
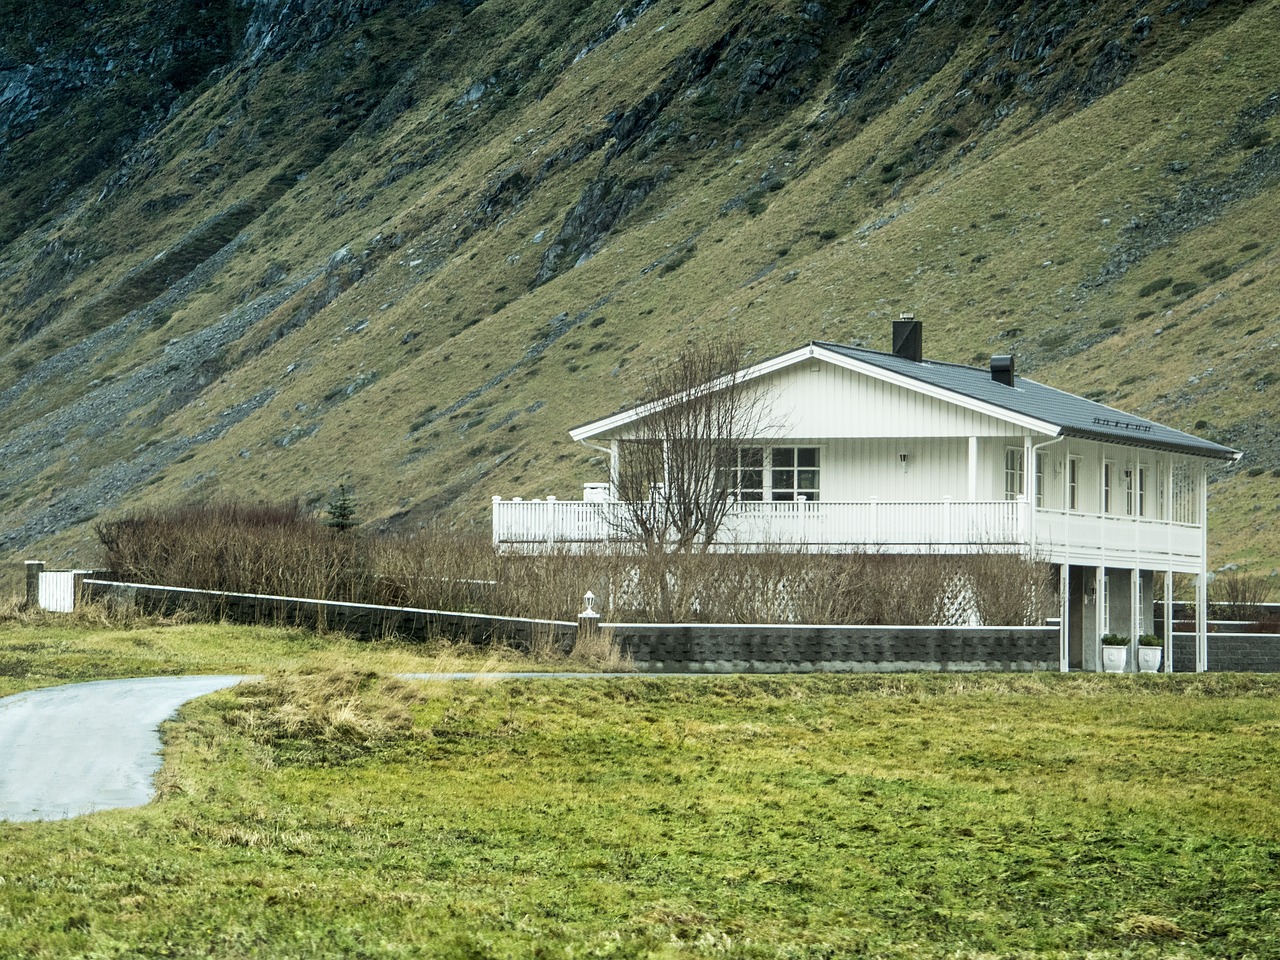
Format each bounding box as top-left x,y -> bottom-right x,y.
492,318 -> 1241,672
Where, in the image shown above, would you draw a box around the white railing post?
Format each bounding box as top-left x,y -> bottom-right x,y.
491,496 -> 502,545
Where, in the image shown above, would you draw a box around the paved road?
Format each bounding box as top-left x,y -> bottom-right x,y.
0,672 -> 646,822
0,676 -> 252,822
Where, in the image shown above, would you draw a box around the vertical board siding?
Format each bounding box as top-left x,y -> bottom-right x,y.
760,363 -> 1032,439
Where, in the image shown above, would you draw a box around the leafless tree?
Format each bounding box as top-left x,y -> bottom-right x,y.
611,337 -> 770,553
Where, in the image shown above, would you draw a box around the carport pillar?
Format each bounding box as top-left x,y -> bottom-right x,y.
1058,563 -> 1070,672
1094,565 -> 1106,672
24,560 -> 44,611
1130,567 -> 1141,674
1195,569 -> 1208,673
1163,569 -> 1174,674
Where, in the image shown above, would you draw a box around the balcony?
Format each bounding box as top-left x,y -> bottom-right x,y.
492,496 -> 1206,568
492,496 -> 1029,553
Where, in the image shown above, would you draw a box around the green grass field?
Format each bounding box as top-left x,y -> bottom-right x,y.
2,618 -> 1280,958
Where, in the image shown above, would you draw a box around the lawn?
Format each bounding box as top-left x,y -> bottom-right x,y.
2,618 -> 1279,958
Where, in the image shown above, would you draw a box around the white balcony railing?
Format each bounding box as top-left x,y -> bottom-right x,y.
1033,507 -> 1204,571
492,497 -> 1029,553
492,497 -> 1207,566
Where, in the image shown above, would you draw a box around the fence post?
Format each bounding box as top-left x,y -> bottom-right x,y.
72,571 -> 88,611
24,560 -> 44,610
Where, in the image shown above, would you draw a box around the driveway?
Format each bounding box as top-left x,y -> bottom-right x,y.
0,675 -> 251,822
0,672 -> 645,822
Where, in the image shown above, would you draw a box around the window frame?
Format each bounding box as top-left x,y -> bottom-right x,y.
730,444 -> 822,503
1004,447 -> 1025,501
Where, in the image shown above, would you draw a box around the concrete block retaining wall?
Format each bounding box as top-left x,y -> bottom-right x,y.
606,623 -> 1059,673
80,579 -> 1060,673
1172,631 -> 1280,673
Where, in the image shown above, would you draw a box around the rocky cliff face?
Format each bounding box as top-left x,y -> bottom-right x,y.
0,0 -> 1276,573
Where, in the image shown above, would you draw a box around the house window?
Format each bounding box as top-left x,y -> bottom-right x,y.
1068,456 -> 1080,511
1034,453 -> 1046,507
1172,462 -> 1199,524
1122,467 -> 1135,516
770,446 -> 821,501
1004,447 -> 1025,501
732,446 -> 820,501
1137,465 -> 1147,517
732,447 -> 764,501
1103,460 -> 1114,514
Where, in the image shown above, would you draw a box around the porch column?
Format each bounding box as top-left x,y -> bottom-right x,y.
1130,567 -> 1141,674
1094,566 -> 1106,673
967,436 -> 978,500
1163,569 -> 1174,674
609,440 -> 620,496
1195,461 -> 1208,672
1195,569 -> 1208,672
1059,563 -> 1070,672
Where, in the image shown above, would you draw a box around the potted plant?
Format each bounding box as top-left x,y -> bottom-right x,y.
1101,633 -> 1129,673
1137,634 -> 1163,673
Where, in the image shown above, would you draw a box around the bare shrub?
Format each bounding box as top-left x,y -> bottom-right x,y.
962,553 -> 1056,626
98,500 -> 374,602
92,500 -> 1054,627
1210,571 -> 1275,621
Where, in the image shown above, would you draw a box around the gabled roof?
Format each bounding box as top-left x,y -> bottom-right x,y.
571,340 -> 1241,462
814,341 -> 1240,461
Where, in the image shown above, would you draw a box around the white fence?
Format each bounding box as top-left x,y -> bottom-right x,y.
36,570 -> 94,613
492,497 -> 1028,552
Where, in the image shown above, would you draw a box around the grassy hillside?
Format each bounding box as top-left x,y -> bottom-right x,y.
0,0 -> 1276,574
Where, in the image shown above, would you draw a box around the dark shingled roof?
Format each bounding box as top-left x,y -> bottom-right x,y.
814,341 -> 1240,461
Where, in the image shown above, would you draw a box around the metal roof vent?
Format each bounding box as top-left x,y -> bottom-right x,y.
892,313 -> 922,362
991,354 -> 1015,387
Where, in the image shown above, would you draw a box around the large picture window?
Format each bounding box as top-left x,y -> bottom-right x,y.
731,445 -> 821,501
770,446 -> 821,501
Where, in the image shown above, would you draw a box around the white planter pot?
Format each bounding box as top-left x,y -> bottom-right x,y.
1102,645 -> 1128,674
1138,646 -> 1163,673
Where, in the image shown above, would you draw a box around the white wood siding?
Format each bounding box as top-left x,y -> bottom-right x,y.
802,438 -> 969,501
759,362 -> 1034,439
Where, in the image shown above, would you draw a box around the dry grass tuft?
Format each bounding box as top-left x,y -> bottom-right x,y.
225,666 -> 429,764
569,625 -> 632,671
1118,913 -> 1191,941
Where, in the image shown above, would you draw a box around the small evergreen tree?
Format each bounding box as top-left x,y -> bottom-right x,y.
324,484 -> 359,531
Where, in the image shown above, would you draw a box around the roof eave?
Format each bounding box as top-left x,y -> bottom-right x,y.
1060,426 -> 1241,462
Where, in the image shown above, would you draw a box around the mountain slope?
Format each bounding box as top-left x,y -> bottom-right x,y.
1,0 -> 1277,577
